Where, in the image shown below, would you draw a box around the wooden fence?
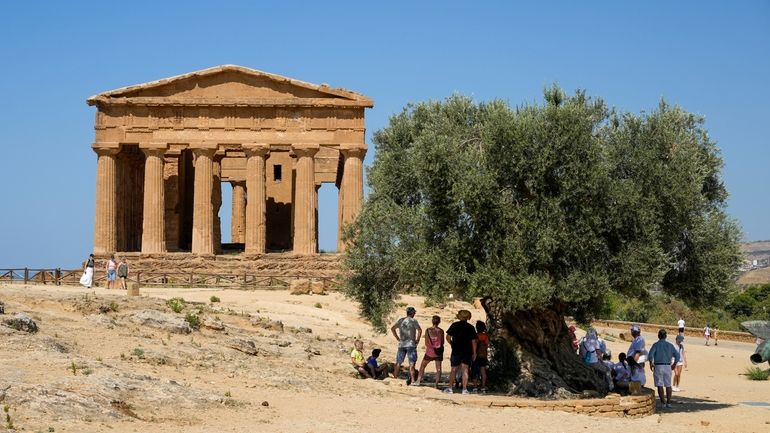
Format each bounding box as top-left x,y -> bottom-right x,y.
0,268 -> 341,291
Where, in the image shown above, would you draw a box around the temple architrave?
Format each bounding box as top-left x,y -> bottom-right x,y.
87,65 -> 372,266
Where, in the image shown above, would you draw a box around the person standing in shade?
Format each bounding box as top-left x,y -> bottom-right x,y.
117,257 -> 129,290
627,324 -> 647,386
415,315 -> 444,387
677,317 -> 685,335
648,329 -> 680,409
79,253 -> 95,288
391,306 -> 422,384
444,310 -> 477,395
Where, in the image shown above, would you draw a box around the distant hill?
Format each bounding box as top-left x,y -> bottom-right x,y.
742,240 -> 770,261
738,240 -> 770,285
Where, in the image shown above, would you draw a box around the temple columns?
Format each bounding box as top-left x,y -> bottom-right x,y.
337,145 -> 366,252
230,181 -> 247,244
244,144 -> 269,254
212,155 -> 223,254
140,146 -> 167,253
191,148 -> 216,255
292,144 -> 319,255
93,146 -> 119,254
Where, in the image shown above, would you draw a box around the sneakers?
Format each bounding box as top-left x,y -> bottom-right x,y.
480,387 -> 487,395
672,386 -> 680,392
461,389 -> 469,395
411,380 -> 421,386
665,403 -> 672,408
443,387 -> 453,394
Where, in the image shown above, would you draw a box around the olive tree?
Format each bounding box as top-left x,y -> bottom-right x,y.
342,88 -> 742,397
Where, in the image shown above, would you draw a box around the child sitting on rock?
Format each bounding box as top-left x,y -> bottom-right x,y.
350,340 -> 372,378
366,348 -> 391,379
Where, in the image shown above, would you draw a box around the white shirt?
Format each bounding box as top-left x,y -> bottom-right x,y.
678,319 -> 685,328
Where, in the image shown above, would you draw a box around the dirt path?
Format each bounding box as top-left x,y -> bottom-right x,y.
1,284 -> 768,433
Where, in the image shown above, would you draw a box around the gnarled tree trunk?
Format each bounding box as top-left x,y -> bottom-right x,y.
483,298 -> 608,398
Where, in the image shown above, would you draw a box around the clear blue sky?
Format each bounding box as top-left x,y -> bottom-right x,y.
0,1 -> 768,267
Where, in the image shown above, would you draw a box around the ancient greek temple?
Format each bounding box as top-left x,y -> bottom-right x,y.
87,65 -> 372,257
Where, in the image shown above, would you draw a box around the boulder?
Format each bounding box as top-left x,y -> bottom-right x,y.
3,312 -> 38,333
127,282 -> 140,297
250,315 -> 284,332
130,310 -> 192,334
310,280 -> 326,295
202,316 -> 225,331
226,338 -> 258,356
289,279 -> 312,295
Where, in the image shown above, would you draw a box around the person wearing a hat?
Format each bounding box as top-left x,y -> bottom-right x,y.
626,324 -> 648,389
648,329 -> 681,408
672,334 -> 687,392
391,306 -> 422,384
444,310 -> 478,395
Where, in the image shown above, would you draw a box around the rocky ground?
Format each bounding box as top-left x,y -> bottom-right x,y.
1,284 -> 769,433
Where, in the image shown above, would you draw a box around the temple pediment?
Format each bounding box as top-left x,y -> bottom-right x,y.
87,65 -> 373,108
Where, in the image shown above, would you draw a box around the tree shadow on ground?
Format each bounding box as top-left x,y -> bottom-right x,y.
666,395 -> 733,413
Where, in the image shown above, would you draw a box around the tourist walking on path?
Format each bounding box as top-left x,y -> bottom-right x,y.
704,324 -> 712,346
444,310 -> 477,395
648,329 -> 681,409
105,254 -> 117,289
713,325 -> 719,346
672,334 -> 687,392
391,306 -> 422,384
79,254 -> 95,288
627,324 -> 647,385
472,320 -> 489,393
677,317 -> 685,335
117,257 -> 129,290
415,315 -> 444,387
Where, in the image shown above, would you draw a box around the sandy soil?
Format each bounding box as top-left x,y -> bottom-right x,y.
1,283 -> 768,433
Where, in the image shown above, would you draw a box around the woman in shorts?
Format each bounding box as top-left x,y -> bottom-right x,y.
414,315 -> 444,387
105,254 -> 117,289
672,335 -> 687,391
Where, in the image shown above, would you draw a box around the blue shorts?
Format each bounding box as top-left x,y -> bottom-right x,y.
396,347 -> 418,365
107,270 -> 116,281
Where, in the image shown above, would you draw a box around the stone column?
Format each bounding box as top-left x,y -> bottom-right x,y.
230,181 -> 247,243
93,146 -> 119,254
191,148 -> 216,255
243,144 -> 269,254
292,144 -> 319,255
337,145 -> 366,252
140,146 -> 167,253
212,155 -> 223,254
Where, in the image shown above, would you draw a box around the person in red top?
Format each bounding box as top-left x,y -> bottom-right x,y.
472,320 -> 489,393
414,315 -> 445,387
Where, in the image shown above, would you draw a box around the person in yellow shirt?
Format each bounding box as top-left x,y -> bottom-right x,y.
350,340 -> 372,378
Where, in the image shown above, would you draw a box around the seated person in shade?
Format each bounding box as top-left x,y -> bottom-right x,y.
612,352 -> 631,395
350,340 -> 372,378
366,348 -> 390,379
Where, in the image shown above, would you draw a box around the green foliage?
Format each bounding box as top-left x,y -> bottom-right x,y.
343,90 -> 742,330
132,348 -> 145,359
167,297 -> 186,313
744,367 -> 770,381
69,360 -> 77,375
209,296 -> 221,303
185,312 -> 200,330
726,283 -> 770,321
314,302 -> 323,309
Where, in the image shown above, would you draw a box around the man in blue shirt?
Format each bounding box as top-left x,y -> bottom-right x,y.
648,329 -> 681,408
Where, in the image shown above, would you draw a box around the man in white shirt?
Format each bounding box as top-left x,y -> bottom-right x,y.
677,318 -> 685,335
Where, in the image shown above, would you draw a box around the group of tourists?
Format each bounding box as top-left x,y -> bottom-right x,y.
576,323 -> 688,409
350,307 -> 490,395
79,253 -> 129,289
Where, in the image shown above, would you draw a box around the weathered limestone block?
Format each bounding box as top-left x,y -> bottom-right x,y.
226,338 -> 258,356
127,282 -> 140,297
202,316 -> 225,331
289,279 -> 312,295
130,310 -> 191,334
3,313 -> 38,333
310,280 -> 326,295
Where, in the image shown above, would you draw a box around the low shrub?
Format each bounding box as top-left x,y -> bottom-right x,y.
167,297 -> 186,313
744,367 -> 770,381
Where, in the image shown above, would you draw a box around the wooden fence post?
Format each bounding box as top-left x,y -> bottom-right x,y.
23,268 -> 29,284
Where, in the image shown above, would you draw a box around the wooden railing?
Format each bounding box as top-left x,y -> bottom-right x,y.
0,268 -> 341,291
